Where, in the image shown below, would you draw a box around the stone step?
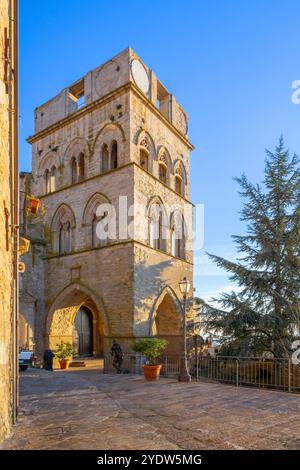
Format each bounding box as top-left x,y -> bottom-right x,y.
69,361 -> 86,368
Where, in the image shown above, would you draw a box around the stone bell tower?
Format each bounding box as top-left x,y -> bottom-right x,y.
21,47 -> 195,359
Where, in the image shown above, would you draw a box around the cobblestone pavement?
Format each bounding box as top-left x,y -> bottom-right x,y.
1,368 -> 300,450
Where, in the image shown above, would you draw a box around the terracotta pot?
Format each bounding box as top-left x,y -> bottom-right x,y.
59,359 -> 70,370
29,198 -> 40,214
143,364 -> 162,381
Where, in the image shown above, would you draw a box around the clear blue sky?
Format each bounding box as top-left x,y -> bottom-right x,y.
20,0 -> 300,301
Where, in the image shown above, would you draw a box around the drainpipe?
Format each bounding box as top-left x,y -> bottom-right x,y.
9,0 -> 19,423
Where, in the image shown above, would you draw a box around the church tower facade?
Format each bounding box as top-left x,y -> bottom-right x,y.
21,48 -> 195,359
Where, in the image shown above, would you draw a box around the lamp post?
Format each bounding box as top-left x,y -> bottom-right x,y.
178,277 -> 191,382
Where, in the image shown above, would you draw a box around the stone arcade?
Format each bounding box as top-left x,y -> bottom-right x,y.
19,48 -> 195,362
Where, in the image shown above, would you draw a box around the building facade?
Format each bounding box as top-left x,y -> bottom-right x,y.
0,0 -> 18,442
20,49 -> 195,361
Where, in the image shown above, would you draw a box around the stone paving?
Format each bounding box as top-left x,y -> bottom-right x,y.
1,367 -> 300,450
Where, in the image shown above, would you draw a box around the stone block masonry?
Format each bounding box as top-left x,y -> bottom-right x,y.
20,47 -> 196,361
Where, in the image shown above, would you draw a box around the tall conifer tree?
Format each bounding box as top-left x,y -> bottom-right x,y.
203,138 -> 300,357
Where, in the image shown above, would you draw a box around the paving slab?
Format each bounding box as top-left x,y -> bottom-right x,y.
1,368 -> 299,450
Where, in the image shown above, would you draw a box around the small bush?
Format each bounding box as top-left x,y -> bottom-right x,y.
132,338 -> 168,365
55,342 -> 75,360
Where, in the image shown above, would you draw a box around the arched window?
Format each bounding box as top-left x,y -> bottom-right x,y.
102,144 -> 109,173
58,221 -> 72,255
91,211 -> 108,248
78,153 -> 85,181
174,162 -> 186,197
149,202 -> 166,252
71,157 -> 77,184
158,151 -> 170,185
159,163 -> 167,184
111,140 -> 118,169
140,149 -> 149,172
51,204 -> 75,255
50,166 -> 56,192
171,213 -> 185,259
44,169 -> 50,194
175,175 -> 183,196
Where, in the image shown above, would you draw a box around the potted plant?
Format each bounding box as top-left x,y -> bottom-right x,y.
55,342 -> 74,369
132,338 -> 168,381
27,195 -> 40,214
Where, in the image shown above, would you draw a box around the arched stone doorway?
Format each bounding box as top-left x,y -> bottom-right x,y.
150,287 -> 183,355
45,283 -> 109,360
72,306 -> 93,357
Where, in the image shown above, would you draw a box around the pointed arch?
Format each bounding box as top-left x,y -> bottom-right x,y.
63,137 -> 89,161
146,196 -> 168,252
173,159 -> 187,196
92,122 -> 125,174
38,150 -> 61,175
82,192 -> 111,248
157,146 -> 172,185
63,137 -> 89,185
149,285 -> 183,336
51,203 -> 76,232
50,203 -> 76,254
134,127 -> 156,149
136,129 -> 156,174
44,282 -> 110,357
82,192 -> 111,225
93,122 -> 126,151
173,159 -> 187,183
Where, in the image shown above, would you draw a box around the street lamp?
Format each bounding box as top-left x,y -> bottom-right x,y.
178,277 -> 191,382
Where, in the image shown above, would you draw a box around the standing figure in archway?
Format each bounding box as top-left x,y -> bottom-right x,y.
111,340 -> 123,373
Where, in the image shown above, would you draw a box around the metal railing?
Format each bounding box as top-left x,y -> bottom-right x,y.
103,353 -> 180,377
190,355 -> 300,393
103,353 -> 300,394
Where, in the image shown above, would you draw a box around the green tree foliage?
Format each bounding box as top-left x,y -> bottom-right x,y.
202,138 -> 300,357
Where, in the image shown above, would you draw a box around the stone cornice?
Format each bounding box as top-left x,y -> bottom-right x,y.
27,82 -> 194,150
43,238 -> 194,266
38,161 -> 194,206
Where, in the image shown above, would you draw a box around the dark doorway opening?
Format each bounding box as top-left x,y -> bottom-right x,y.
72,306 -> 93,356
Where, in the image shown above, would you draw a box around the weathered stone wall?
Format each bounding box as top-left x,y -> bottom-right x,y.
31,92 -> 131,197
33,48 -> 189,138
19,172 -> 45,353
0,0 -> 13,441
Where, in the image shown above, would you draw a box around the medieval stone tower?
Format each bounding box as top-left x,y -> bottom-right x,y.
20,48 -> 195,359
